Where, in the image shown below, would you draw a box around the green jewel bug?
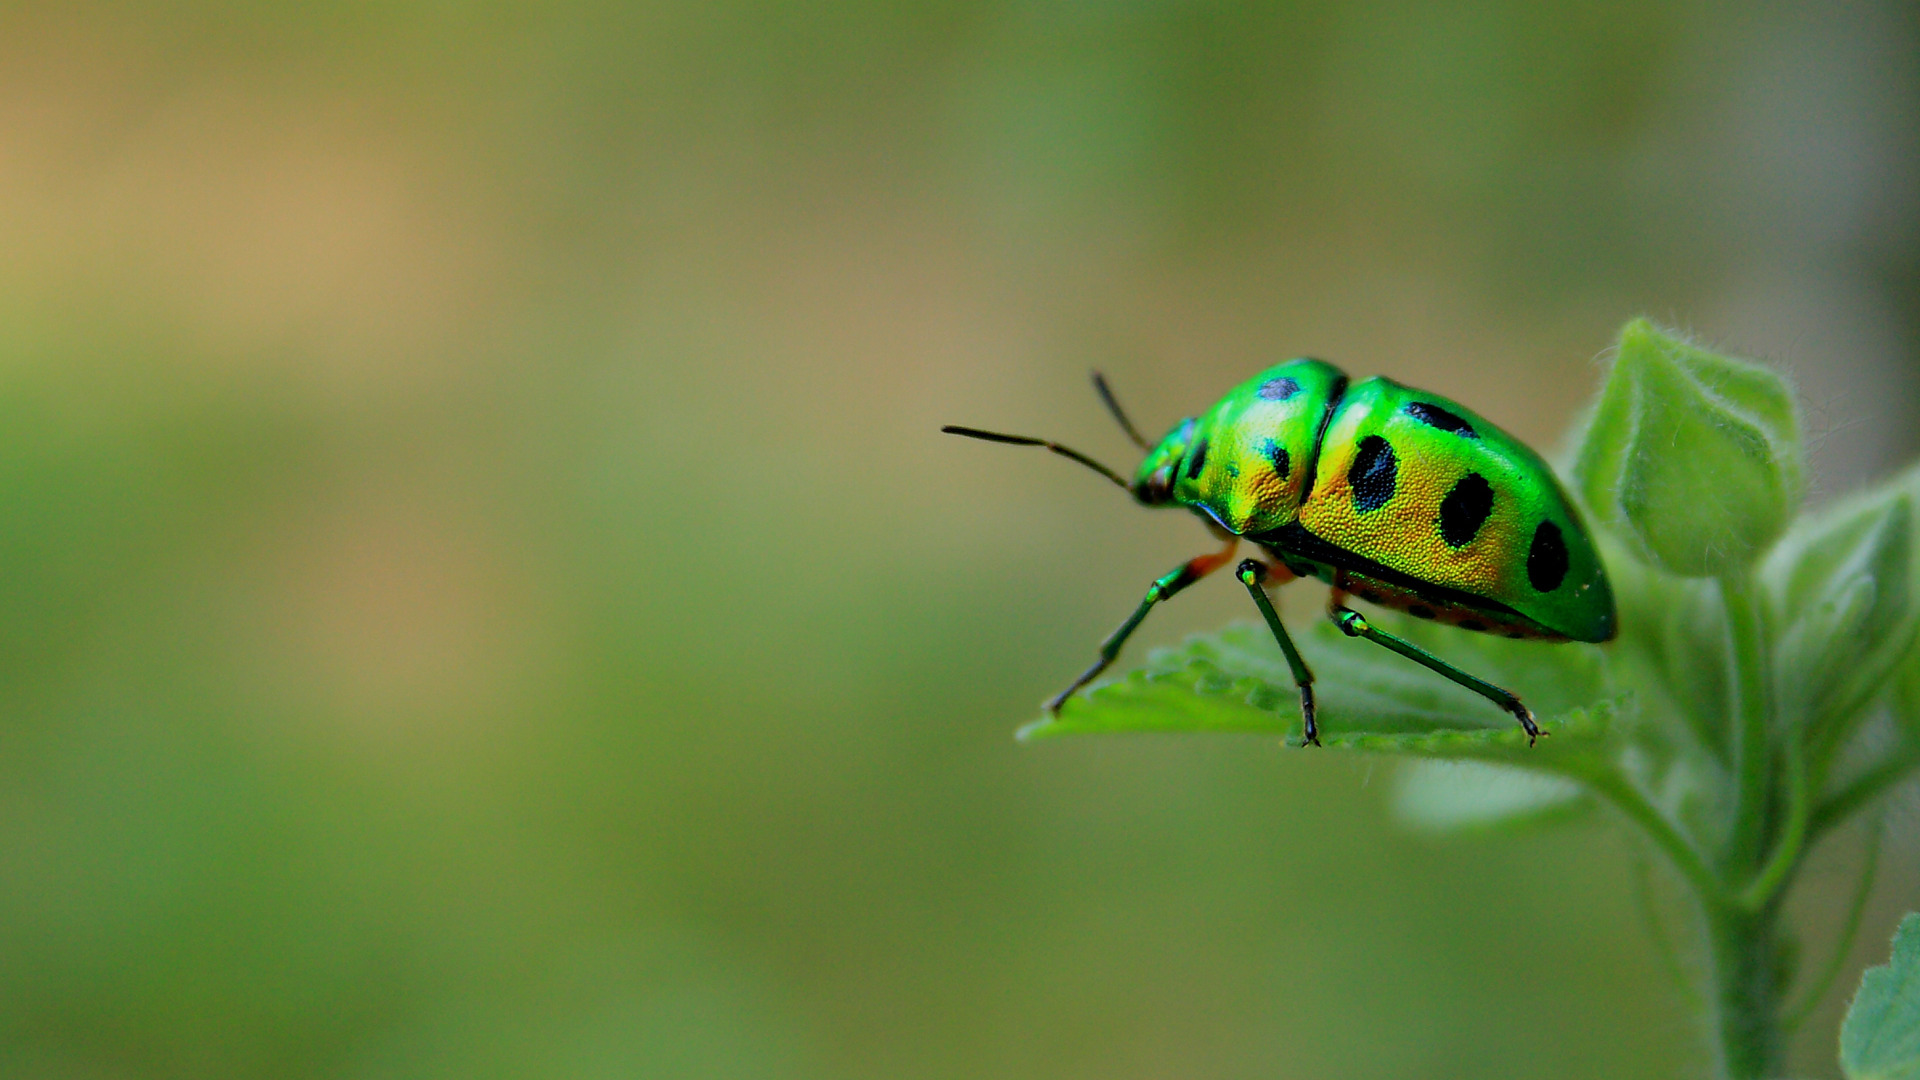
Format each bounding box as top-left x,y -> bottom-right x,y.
944,359 -> 1615,746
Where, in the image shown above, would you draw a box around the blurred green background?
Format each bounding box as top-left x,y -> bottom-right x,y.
0,2 -> 1915,1077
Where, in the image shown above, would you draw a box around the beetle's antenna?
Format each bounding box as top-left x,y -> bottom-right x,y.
941,425 -> 1131,491
1091,371 -> 1151,450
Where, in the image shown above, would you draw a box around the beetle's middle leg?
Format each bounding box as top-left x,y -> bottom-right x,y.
1235,559 -> 1319,747
1044,536 -> 1238,713
1326,589 -> 1543,746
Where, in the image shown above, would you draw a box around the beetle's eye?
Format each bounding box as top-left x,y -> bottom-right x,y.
1147,465 -> 1173,501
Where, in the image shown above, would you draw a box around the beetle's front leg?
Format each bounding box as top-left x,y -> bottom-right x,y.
1045,538 -> 1238,713
1235,559 -> 1319,746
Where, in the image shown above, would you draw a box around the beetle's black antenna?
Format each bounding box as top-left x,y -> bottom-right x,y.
941,425 -> 1131,491
1092,370 -> 1151,450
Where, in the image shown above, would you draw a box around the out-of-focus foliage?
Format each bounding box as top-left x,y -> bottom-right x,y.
1767,484 -> 1916,759
0,3 -> 1915,1080
1392,760 -> 1587,832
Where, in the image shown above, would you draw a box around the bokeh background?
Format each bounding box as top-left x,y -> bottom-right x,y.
1,2 -> 1916,1077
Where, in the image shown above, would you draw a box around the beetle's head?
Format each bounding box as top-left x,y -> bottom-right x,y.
1132,417 -> 1196,505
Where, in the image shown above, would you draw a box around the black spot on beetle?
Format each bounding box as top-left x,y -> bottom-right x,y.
1528,521 -> 1569,592
1403,401 -> 1478,438
1258,377 -> 1302,401
1458,619 -> 1488,632
1408,605 -> 1436,619
1348,435 -> 1397,511
1287,562 -> 1315,579
1507,630 -> 1528,639
1261,438 -> 1291,481
1186,439 -> 1208,479
1438,473 -> 1495,547
1359,589 -> 1382,603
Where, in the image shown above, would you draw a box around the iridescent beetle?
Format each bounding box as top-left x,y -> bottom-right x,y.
944,360 -> 1615,746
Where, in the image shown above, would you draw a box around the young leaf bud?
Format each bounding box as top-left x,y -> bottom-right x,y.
1574,319 -> 1803,577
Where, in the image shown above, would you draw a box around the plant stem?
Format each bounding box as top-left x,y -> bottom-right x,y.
1738,723 -> 1806,911
1706,573 -> 1784,1079
1705,900 -> 1784,1080
1721,576 -> 1772,871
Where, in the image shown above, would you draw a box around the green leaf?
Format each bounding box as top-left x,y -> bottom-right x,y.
1020,620 -> 1623,765
1574,318 -> 1803,577
1601,534 -> 1731,757
1891,467 -> 1920,747
1840,913 -> 1920,1080
1392,760 -> 1587,831
1897,640 -> 1920,747
1766,478 -> 1917,758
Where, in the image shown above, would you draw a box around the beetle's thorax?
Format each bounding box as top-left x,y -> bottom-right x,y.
1134,360 -> 1351,537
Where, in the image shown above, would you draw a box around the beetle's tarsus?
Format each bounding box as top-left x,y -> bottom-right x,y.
1043,672 -> 1090,714
1510,702 -> 1543,747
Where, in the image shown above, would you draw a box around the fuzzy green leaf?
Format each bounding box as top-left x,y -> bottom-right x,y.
1020,619 -> 1623,764
1891,467 -> 1920,747
1600,534 -> 1731,757
1898,645 -> 1920,747
1841,913 -> 1920,1080
1392,760 -> 1587,830
1767,480 -> 1917,759
1574,319 -> 1803,577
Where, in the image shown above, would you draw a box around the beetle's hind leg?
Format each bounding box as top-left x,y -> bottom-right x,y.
1235,560 -> 1319,747
1326,590 -> 1543,746
1045,538 -> 1239,713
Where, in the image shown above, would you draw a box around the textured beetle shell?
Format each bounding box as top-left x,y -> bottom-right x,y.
1166,363 -> 1615,644
1298,378 -> 1613,643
